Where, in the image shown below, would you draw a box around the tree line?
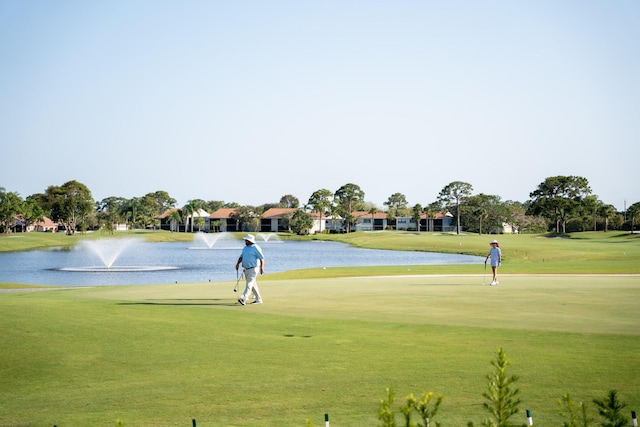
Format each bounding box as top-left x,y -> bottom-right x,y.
1,176 -> 638,235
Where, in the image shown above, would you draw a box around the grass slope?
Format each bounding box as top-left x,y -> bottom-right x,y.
1,275 -> 639,426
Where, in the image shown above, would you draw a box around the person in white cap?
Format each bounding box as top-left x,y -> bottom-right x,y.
485,239 -> 502,286
235,234 -> 265,305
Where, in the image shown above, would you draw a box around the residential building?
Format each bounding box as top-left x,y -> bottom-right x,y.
208,208 -> 241,232
261,208 -> 325,234
352,211 -> 388,231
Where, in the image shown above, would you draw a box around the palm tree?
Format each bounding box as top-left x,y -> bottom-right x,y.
368,206 -> 377,231
423,202 -> 440,233
168,209 -> 182,232
599,204 -> 616,233
628,202 -> 640,234
183,200 -> 204,233
308,189 -> 333,234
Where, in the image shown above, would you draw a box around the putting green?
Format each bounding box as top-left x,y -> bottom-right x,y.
1,274 -> 638,426
84,274 -> 640,335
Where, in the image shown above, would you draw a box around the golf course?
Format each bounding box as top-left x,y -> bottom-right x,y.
1,231 -> 639,426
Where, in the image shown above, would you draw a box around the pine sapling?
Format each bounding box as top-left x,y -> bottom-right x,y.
416,391 -> 443,427
378,387 -> 397,427
559,394 -> 595,427
468,347 -> 525,427
593,390 -> 628,427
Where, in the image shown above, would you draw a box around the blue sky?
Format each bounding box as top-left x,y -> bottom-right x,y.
1,1 -> 638,210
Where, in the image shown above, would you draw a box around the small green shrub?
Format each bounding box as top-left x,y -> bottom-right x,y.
467,347 -> 525,427
377,387 -> 443,427
593,390 -> 628,427
559,394 -> 594,427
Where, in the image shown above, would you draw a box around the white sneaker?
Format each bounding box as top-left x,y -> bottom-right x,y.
490,281 -> 497,286
251,300 -> 263,304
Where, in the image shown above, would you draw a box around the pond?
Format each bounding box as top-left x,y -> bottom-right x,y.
0,238 -> 483,286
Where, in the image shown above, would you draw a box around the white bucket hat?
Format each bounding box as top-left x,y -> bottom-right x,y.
243,234 -> 256,244
491,239 -> 499,244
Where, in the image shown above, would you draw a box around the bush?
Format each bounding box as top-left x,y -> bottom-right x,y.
468,347 -> 525,427
377,387 -> 443,427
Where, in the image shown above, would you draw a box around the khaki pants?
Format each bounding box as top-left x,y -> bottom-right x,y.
240,267 -> 262,303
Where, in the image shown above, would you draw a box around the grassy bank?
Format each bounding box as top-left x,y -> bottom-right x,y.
1,275 -> 639,426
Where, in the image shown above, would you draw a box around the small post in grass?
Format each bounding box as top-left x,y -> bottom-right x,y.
324,413 -> 330,427
192,418 -> 197,427
526,409 -> 533,425
632,410 -> 637,427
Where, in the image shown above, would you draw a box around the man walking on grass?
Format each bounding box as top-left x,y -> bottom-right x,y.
235,234 -> 265,305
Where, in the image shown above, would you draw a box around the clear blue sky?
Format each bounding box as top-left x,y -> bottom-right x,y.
1,1 -> 638,211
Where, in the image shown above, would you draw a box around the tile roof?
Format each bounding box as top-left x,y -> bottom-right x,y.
209,208 -> 238,219
156,208 -> 180,219
261,208 -> 298,218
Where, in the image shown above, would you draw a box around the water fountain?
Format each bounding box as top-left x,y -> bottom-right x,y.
189,232 -> 238,249
256,233 -> 283,243
58,238 -> 179,272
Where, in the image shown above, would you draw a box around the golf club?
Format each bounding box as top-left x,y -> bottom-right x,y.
234,269 -> 242,292
482,261 -> 487,285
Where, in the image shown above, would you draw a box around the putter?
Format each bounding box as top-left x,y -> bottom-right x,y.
482,262 -> 487,285
234,269 -> 241,292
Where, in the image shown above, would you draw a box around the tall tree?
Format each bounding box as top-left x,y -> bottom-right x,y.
183,199 -> 205,233
368,206 -> 378,231
0,189 -> 23,234
205,200 -> 226,213
423,202 -> 440,232
279,194 -> 299,208
334,183 -> 365,233
465,194 -> 505,235
42,180 -> 94,235
122,197 -> 143,230
627,201 -> 640,234
307,189 -> 333,234
167,209 -> 183,232
384,192 -> 408,217
528,176 -> 591,233
437,181 -> 473,234
582,195 -> 602,232
22,196 -> 45,231
96,196 -> 127,233
290,210 -> 313,235
231,205 -> 260,232
147,190 -> 176,216
412,204 -> 422,232
503,200 -> 547,234
599,203 -> 616,232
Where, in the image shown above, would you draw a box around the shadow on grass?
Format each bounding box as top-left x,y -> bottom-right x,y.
117,299 -> 239,307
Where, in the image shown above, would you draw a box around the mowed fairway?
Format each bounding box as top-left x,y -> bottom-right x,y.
1,274 -> 639,426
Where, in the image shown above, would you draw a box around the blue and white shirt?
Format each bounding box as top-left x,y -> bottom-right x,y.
489,247 -> 501,267
240,244 -> 264,269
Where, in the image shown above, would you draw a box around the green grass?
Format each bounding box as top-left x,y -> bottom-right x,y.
1,275 -> 639,426
294,230 -> 640,274
0,229 -> 194,252
1,230 -> 639,425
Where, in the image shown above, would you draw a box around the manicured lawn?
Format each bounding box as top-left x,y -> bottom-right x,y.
1,275 -> 638,426
1,230 -> 638,425
294,230 -> 640,274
